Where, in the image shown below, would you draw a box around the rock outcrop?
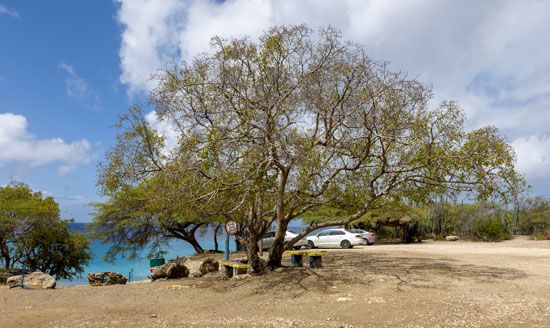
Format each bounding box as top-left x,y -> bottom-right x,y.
446,235 -> 460,241
7,271 -> 56,289
199,258 -> 219,275
152,259 -> 189,281
87,272 -> 128,286
151,257 -> 218,280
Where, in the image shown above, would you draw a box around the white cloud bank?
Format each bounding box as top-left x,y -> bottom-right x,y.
116,0 -> 550,189
0,113 -> 92,175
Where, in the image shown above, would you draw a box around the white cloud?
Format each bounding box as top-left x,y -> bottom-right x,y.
116,0 -> 550,190
59,63 -> 101,111
0,113 -> 92,175
511,136 -> 550,184
0,4 -> 20,19
116,0 -> 186,95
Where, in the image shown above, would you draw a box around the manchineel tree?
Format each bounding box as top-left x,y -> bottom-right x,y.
0,182 -> 91,279
101,25 -> 523,274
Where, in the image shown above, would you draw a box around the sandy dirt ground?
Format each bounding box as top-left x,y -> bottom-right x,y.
1,237 -> 549,328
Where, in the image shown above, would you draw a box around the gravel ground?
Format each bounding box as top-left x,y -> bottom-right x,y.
1,237 -> 549,327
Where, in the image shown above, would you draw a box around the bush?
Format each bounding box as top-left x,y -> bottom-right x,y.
531,228 -> 550,240
472,219 -> 512,241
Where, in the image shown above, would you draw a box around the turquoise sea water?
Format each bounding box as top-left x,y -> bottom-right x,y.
59,223 -> 236,286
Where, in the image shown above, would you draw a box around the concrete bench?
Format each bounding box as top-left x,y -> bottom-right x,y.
219,260 -> 250,278
285,250 -> 326,268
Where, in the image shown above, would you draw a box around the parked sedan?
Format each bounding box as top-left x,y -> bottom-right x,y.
260,230 -> 308,250
306,228 -> 363,249
348,229 -> 379,245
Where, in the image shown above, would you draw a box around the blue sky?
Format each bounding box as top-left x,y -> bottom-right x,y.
1,0 -> 550,221
0,0 -> 132,220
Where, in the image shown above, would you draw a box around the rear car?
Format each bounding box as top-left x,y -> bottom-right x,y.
260,230 -> 308,250
348,229 -> 379,245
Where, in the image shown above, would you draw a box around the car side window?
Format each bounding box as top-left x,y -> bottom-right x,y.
318,230 -> 331,237
330,230 -> 345,235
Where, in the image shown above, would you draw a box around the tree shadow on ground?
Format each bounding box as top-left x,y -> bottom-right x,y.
205,251 -> 526,297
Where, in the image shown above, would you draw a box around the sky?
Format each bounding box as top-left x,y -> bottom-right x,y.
1,0 -> 550,222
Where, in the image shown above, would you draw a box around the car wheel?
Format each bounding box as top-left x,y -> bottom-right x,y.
307,240 -> 315,249
340,240 -> 351,249
292,245 -> 302,250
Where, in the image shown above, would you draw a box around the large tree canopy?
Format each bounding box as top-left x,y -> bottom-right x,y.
99,25 -> 523,273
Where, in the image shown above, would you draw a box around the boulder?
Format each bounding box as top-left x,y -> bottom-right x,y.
446,235 -> 460,241
87,272 -> 127,286
151,260 -> 189,281
199,258 -> 219,275
165,262 -> 189,279
7,271 -> 56,289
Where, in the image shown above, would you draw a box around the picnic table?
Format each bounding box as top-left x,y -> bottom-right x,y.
285,250 -> 326,268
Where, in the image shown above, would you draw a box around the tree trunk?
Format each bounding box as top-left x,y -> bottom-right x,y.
246,227 -> 265,274
168,224 -> 205,254
268,219 -> 289,268
1,243 -> 10,269
185,233 -> 205,254
213,224 -> 221,252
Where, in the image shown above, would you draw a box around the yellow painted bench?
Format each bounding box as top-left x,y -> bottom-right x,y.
284,250 -> 326,268
219,260 -> 250,278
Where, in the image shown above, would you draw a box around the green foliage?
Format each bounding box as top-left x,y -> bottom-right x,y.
471,219 -> 512,241
516,196 -> 550,236
531,228 -> 550,240
0,182 -> 91,279
15,218 -> 91,279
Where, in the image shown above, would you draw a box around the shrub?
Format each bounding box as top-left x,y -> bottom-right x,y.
531,228 -> 550,240
471,219 -> 512,241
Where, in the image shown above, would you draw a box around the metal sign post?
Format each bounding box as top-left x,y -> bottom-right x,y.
224,221 -> 238,261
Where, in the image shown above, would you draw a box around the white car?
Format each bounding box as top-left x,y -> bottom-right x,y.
347,229 -> 379,245
260,230 -> 308,250
306,228 -> 363,249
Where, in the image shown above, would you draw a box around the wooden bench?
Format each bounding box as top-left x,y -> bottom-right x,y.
285,250 -> 326,268
219,260 -> 250,278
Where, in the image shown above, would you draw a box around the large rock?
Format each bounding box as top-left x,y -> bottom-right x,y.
87,272 -> 127,286
165,262 -> 189,279
199,258 -> 219,275
7,271 -> 56,289
152,260 -> 189,281
446,235 -> 460,241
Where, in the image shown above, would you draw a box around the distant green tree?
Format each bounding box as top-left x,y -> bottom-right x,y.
513,195 -> 550,239
0,183 -> 91,279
